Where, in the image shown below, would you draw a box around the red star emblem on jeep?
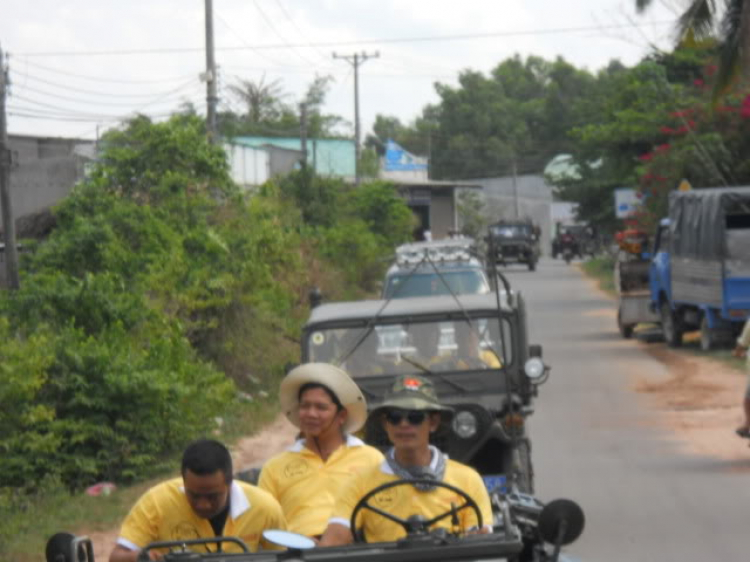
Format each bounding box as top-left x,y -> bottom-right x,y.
403,378 -> 422,390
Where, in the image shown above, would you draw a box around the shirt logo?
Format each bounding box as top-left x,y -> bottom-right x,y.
283,459 -> 310,479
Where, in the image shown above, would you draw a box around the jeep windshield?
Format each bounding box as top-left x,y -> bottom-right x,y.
383,269 -> 490,299
306,315 -> 512,378
489,225 -> 533,239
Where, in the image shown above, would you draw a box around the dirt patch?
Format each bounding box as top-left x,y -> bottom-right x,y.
83,414 -> 298,561
635,345 -> 750,466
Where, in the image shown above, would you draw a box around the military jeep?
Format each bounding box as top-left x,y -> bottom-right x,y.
486,221 -> 540,271
303,287 -> 548,496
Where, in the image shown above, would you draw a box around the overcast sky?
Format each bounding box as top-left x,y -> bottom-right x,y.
1,0 -> 680,141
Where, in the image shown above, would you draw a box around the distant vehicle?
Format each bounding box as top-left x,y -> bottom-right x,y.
382,238 -> 490,299
650,187 -> 750,350
551,223 -> 596,259
486,220 -> 540,271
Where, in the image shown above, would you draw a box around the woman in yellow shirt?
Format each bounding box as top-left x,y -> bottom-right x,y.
259,363 -> 383,538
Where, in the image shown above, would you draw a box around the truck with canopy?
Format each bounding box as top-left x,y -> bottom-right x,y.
649,187 -> 750,349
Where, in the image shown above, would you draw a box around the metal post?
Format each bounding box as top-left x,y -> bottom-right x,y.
512,157 -> 519,219
299,103 -> 308,168
204,0 -> 219,142
332,51 -> 379,185
0,44 -> 19,289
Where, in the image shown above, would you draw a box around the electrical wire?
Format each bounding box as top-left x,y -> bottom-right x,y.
249,0 -> 321,69
9,56 -> 198,84
272,0 -> 333,64
9,68 -> 201,99
13,21 -> 674,58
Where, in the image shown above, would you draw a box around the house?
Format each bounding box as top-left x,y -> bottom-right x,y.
231,136 -> 356,180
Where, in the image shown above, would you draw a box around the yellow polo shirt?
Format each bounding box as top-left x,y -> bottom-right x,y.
116,477 -> 285,555
259,435 -> 384,537
329,451 -> 493,543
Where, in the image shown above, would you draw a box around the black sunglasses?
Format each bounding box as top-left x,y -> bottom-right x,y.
384,410 -> 427,426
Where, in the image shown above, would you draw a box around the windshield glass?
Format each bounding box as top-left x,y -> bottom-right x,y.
383,270 -> 489,299
306,317 -> 512,377
490,225 -> 532,238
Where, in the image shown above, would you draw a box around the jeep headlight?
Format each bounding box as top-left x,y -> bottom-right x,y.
524,357 -> 546,381
452,410 -> 478,439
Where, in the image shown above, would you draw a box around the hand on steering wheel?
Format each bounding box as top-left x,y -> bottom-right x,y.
349,478 -> 483,543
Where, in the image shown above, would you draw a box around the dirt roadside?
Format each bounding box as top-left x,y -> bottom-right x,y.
581,266 -> 750,466
82,415 -> 298,561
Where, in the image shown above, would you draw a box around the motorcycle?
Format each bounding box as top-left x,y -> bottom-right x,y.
560,234 -> 576,264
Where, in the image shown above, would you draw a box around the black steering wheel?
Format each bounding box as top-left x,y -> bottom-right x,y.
349,478 -> 483,543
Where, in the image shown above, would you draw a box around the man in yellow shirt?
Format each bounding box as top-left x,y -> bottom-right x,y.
259,363 -> 383,538
109,439 -> 285,561
319,375 -> 492,545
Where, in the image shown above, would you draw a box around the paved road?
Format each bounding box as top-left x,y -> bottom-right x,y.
501,258 -> 749,562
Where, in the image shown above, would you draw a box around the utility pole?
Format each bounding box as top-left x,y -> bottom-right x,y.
511,157 -> 519,219
332,51 -> 379,186
204,0 -> 219,143
0,44 -> 19,290
299,102 -> 308,168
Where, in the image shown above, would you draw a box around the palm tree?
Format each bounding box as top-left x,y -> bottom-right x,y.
637,0 -> 750,94
228,75 -> 287,124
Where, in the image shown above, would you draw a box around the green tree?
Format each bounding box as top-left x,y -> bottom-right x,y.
637,0 -> 750,94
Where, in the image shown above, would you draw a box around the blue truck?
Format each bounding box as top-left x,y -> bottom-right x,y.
649,187 -> 750,349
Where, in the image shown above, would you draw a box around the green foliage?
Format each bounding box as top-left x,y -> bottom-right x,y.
457,189 -> 489,239
344,181 -> 414,248
0,110 -> 416,506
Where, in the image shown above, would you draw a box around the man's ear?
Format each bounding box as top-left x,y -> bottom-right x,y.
338,408 -> 349,426
428,412 -> 441,432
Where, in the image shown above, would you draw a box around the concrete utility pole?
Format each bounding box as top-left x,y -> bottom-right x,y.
204,0 -> 219,143
511,157 -> 519,219
299,102 -> 308,168
0,44 -> 19,290
332,51 -> 379,186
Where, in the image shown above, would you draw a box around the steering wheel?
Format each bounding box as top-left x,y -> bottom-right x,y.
349,478 -> 483,543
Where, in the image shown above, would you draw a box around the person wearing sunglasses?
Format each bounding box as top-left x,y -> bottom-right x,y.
258,363 -> 383,539
319,375 -> 492,546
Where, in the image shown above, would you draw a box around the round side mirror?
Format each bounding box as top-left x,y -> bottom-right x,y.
262,530 -> 316,550
537,499 -> 585,546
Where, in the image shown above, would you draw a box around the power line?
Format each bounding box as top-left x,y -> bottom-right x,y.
10,56 -> 198,84
250,0 -> 320,68
272,0 -> 332,63
14,21 -> 674,58
10,68 -> 201,99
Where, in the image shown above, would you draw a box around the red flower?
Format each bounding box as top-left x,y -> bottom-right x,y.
694,78 -> 705,87
741,94 -> 750,118
639,152 -> 653,161
660,126 -> 674,134
655,144 -> 671,153
705,64 -> 717,76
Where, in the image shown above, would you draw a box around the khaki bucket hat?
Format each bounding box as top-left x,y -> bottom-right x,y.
372,375 -> 453,416
280,363 -> 368,433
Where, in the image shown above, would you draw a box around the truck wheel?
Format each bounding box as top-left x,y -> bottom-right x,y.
617,308 -> 634,339
660,301 -> 683,347
513,439 -> 534,495
528,261 -> 536,272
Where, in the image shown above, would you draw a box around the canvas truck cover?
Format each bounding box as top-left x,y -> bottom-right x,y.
669,186 -> 750,259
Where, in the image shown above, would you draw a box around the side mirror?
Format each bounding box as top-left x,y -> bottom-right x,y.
308,287 -> 323,309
